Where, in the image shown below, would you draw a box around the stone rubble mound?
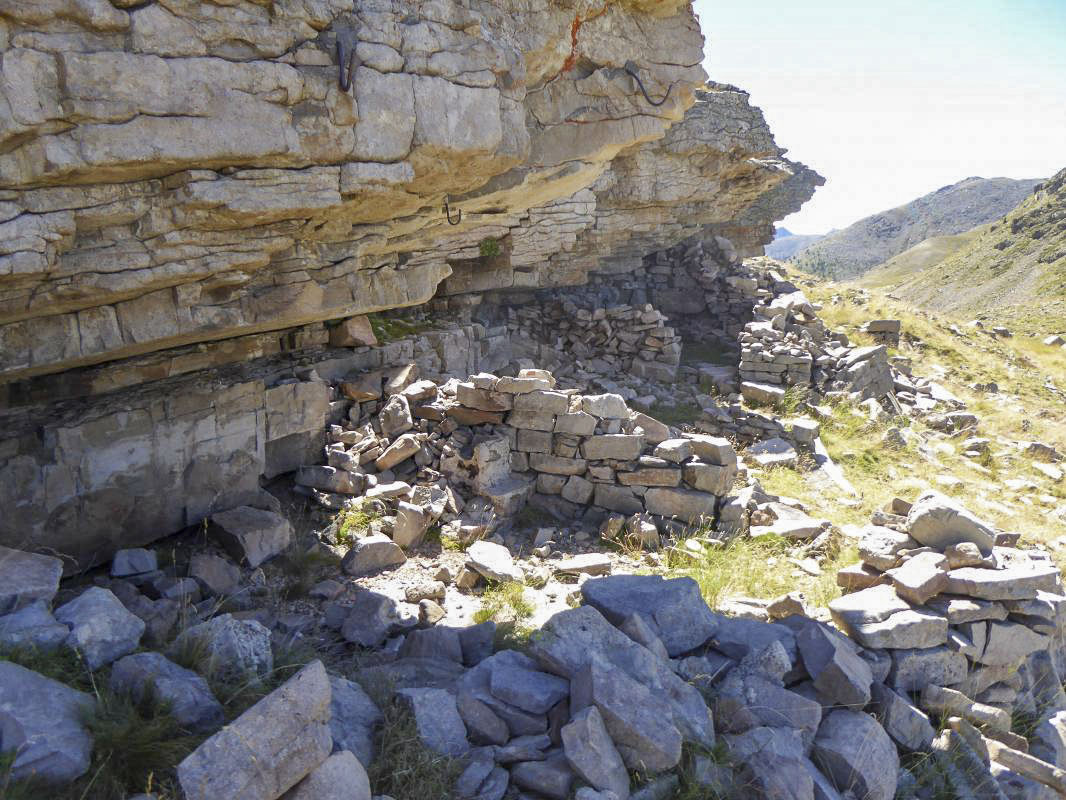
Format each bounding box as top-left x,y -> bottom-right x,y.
4,483 -> 1066,799
291,365 -> 739,560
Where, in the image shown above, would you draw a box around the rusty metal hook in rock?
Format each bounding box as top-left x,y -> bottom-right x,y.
624,60 -> 674,108
443,198 -> 462,225
336,37 -> 360,92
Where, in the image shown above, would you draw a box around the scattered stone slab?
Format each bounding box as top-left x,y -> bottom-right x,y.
281,750 -> 371,800
0,601 -> 69,650
870,683 -> 936,752
110,652 -> 224,733
0,660 -> 94,783
189,552 -> 242,596
562,705 -> 631,798
888,646 -> 968,692
0,545 -> 63,614
489,663 -> 570,714
54,587 -> 145,669
396,687 -> 470,757
796,623 -> 873,707
210,506 -> 293,568
510,753 -> 574,799
177,661 -> 332,800
341,533 -> 407,576
329,675 -> 383,768
746,437 -> 798,467
812,710 -> 898,800
555,553 -> 612,576
741,381 -> 785,406
466,540 -> 523,583
570,655 -> 683,773
341,592 -> 407,648
887,551 -> 948,605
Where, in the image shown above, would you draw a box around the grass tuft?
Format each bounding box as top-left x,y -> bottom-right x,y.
365,699 -> 462,799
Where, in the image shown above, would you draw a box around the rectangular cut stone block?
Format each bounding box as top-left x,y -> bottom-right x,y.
643,488 -> 716,524
178,660 -> 332,800
517,429 -> 553,454
530,454 -> 588,476
581,435 -> 644,461
617,468 -> 681,487
507,410 -> 557,431
593,485 -> 644,515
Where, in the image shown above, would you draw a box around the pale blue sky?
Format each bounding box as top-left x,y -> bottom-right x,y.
692,0 -> 1066,233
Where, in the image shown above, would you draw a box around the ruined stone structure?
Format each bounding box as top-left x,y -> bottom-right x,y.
0,1 -> 822,567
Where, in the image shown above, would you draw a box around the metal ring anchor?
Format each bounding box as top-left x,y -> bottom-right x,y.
443,198 -> 462,225
336,37 -> 360,92
624,60 -> 674,107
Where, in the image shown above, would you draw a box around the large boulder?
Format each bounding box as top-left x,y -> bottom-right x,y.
905,491 -> 995,552
54,587 -> 145,669
177,661 -> 333,800
0,546 -> 63,614
0,661 -> 94,783
581,575 -> 719,657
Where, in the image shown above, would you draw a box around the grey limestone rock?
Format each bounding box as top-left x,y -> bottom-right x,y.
178,660 -> 333,800
54,586 -> 145,669
110,651 -> 224,733
0,661 -> 94,783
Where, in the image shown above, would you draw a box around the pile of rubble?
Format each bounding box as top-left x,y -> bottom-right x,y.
5,486 -> 1066,800
292,366 -> 740,563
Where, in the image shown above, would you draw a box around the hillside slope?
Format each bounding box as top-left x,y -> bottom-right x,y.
764,226 -> 824,259
874,166 -> 1066,331
858,223 -> 989,288
794,175 -> 1041,278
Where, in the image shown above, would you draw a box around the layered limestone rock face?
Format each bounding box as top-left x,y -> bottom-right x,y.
0,0 -> 710,383
0,1 -> 823,568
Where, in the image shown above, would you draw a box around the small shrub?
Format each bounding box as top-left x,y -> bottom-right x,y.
472,581 -> 534,625
478,237 -> 501,258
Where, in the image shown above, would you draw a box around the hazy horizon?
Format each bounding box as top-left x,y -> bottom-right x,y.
693,0 -> 1066,235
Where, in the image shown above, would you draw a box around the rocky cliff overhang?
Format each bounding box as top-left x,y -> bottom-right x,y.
0,0 -> 820,388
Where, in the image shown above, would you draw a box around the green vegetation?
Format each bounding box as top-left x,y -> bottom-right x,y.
640,399 -> 701,427
472,581 -> 534,625
666,530 -> 854,610
478,236 -> 501,258
365,698 -> 462,799
367,313 -> 433,343
337,504 -> 382,545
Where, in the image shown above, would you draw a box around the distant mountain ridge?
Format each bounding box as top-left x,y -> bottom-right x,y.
861,167 -> 1066,331
765,227 -> 825,260
793,176 -> 1042,279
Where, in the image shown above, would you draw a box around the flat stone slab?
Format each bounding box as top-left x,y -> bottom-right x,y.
0,545 -> 63,614
329,675 -> 383,768
466,540 -> 523,583
943,565 -> 1062,600
0,601 -> 69,650
396,687 -> 470,757
0,660 -> 94,783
